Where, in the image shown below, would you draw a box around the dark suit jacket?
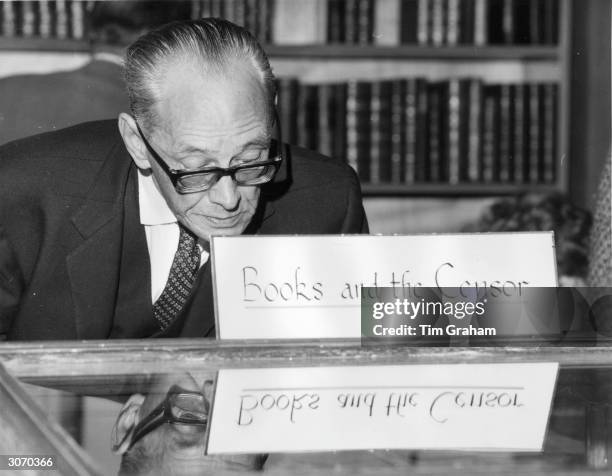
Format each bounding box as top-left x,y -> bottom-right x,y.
0,120 -> 368,340
0,59 -> 128,145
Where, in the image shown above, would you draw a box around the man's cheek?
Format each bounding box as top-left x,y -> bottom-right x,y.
241,188 -> 260,210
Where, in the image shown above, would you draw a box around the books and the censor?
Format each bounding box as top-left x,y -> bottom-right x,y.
211,233 -> 556,339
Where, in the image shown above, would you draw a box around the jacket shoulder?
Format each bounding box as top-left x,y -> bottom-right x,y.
285,144 -> 359,190
0,120 -> 120,162
260,144 -> 365,234
0,120 -> 124,201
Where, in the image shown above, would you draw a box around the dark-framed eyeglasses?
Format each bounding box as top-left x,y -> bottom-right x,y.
134,120 -> 283,194
127,384 -> 209,451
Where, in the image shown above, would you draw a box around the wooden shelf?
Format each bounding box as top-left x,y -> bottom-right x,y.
0,37 -> 560,61
361,183 -> 562,197
0,37 -> 90,52
266,45 -> 560,60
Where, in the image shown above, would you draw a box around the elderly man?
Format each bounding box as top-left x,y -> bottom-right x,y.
0,18 -> 368,340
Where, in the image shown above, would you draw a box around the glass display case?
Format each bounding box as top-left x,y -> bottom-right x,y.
0,339 -> 611,475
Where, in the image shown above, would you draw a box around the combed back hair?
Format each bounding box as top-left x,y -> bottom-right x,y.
125,18 -> 276,131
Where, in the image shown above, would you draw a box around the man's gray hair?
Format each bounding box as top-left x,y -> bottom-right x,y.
125,18 -> 276,131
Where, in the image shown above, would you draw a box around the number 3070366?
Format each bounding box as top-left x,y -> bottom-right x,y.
1,456 -> 55,470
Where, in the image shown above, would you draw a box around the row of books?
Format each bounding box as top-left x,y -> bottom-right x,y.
278,0 -> 560,46
0,0 -> 559,47
190,0 -> 274,44
1,0 -> 86,39
277,78 -> 558,185
399,0 -> 559,46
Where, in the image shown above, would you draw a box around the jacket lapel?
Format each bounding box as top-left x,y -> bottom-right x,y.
67,141 -> 133,339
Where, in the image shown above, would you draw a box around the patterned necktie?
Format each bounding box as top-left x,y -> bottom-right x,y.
153,225 -> 201,331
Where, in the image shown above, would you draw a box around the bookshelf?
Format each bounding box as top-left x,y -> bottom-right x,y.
0,0 -> 574,202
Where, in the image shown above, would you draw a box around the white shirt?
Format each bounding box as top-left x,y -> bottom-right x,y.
138,170 -> 209,303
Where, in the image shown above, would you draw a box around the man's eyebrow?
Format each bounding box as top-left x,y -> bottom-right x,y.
176,134 -> 272,157
177,145 -> 218,157
237,134 -> 272,151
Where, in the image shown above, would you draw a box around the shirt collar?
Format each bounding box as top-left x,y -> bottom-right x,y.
137,169 -> 177,225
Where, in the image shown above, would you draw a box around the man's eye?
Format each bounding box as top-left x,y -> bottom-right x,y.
235,151 -> 266,165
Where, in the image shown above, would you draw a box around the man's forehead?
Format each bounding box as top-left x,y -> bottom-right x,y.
156,58 -> 268,125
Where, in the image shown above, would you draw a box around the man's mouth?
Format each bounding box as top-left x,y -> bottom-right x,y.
203,214 -> 242,227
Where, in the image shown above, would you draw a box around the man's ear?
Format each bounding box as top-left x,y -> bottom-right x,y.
111,394 -> 146,455
118,112 -> 151,170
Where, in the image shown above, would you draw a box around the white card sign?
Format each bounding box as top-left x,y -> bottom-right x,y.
206,363 -> 559,454
211,233 -> 557,339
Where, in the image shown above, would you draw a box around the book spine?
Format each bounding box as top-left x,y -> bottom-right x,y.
355,81 -> 372,181
2,1 -> 16,37
332,83 -> 348,162
297,84 -> 319,151
236,0 -> 247,27
528,82 -> 541,183
415,78 -> 429,182
39,0 -> 51,38
370,81 -> 382,183
318,83 -> 333,157
543,0 -> 558,44
191,0 -> 202,19
498,83 -> 514,182
55,0 -> 68,39
542,83 -> 557,183
345,0 -> 358,43
473,0 -> 488,45
224,0 -> 237,24
22,0 -> 36,37
431,0 -> 445,46
346,81 -> 360,174
210,0 -> 223,17
273,0 -> 326,44
417,0 -> 430,45
487,0 -> 504,44
466,80 -> 483,182
357,0 -> 374,44
390,79 -> 405,183
502,0 -> 514,44
460,0 -> 475,44
404,79 -> 418,183
513,0 -> 530,44
372,81 -> 392,183
262,0 -> 274,43
375,0 -> 401,45
512,83 -> 527,183
529,0 -> 541,44
245,0 -> 259,38
482,86 -> 500,182
447,78 -> 462,184
399,0 -> 418,44
277,78 -> 299,146
446,0 -> 460,45
327,0 -> 345,43
70,0 -> 85,39
458,79 -> 472,182
438,81 -> 449,182
427,82 -> 441,182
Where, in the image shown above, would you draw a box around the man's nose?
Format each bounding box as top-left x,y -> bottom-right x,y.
209,175 -> 240,210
